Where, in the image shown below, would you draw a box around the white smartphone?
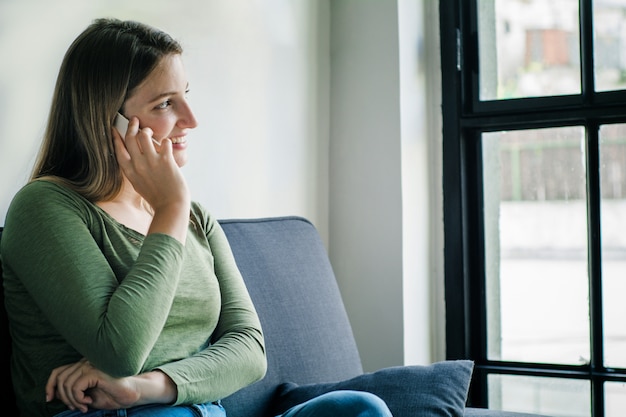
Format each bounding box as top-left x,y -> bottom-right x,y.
114,112 -> 159,145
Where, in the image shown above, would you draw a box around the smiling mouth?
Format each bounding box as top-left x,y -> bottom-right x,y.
170,137 -> 186,144
156,136 -> 186,145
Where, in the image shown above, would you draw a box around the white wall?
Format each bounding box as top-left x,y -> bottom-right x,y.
328,0 -> 442,371
0,0 -> 443,372
0,0 -> 327,227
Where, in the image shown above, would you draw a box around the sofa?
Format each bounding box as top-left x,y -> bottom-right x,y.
1,216 -> 550,417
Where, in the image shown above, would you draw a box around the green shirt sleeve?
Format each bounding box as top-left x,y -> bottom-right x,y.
2,180 -> 266,413
2,180 -> 185,377
157,205 -> 267,404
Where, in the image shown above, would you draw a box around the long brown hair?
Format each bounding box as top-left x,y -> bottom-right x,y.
31,18 -> 183,202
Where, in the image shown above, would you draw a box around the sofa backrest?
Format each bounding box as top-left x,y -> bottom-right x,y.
0,217 -> 364,417
219,217 -> 364,417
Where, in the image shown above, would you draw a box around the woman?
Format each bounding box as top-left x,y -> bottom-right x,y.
1,18 -> 391,417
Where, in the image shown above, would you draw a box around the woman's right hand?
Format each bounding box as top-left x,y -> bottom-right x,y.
46,359 -> 177,412
112,118 -> 190,243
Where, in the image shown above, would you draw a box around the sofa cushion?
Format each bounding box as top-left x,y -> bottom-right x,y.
219,217 -> 364,417
271,360 -> 474,417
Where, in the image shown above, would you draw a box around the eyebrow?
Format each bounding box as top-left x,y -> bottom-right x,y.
148,83 -> 190,103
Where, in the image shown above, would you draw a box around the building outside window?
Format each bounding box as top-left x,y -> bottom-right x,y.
441,1 -> 626,416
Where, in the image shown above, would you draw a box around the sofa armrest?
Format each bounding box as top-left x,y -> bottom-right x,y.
464,407 -> 554,417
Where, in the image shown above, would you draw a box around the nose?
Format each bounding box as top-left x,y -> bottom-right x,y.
178,102 -> 198,129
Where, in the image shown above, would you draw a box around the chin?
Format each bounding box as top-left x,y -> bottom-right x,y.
174,154 -> 188,167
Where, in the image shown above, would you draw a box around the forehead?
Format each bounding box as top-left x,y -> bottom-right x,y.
130,54 -> 187,101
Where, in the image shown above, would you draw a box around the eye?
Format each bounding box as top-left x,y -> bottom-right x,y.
155,99 -> 172,110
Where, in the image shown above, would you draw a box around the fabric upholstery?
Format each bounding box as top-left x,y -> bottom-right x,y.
218,217 -> 364,417
463,409 -> 553,417
271,361 -> 474,417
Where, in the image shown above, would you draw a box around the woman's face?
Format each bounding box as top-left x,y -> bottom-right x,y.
123,54 -> 198,167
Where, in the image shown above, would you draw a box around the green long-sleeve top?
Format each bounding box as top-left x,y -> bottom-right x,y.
0,180 -> 267,417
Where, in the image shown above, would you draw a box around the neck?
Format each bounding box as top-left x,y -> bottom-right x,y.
115,180 -> 152,212
96,179 -> 154,235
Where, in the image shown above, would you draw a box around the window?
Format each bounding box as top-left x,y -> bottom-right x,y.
440,1 -> 626,416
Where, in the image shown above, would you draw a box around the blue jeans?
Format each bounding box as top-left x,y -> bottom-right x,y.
54,391 -> 391,417
54,401 -> 225,417
278,390 -> 392,417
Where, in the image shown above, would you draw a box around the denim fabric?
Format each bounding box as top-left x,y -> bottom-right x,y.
54,401 -> 225,417
277,390 -> 391,417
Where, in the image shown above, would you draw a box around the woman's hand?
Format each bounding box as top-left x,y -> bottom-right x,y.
46,359 -> 139,412
112,117 -> 190,243
112,116 -> 190,210
46,359 -> 177,412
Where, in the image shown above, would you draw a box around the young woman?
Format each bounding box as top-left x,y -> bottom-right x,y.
0,18 -> 391,417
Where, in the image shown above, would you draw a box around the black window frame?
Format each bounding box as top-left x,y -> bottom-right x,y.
440,0 -> 626,415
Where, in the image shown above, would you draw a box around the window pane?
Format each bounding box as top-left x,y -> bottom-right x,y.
606,381 -> 626,417
594,1 -> 626,92
488,374 -> 590,417
478,0 -> 580,100
483,127 -> 589,365
600,124 -> 626,369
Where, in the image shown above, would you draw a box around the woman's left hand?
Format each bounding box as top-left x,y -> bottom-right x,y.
45,358 -> 140,412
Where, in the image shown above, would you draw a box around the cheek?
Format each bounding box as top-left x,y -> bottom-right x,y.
152,127 -> 171,141
149,120 -> 175,140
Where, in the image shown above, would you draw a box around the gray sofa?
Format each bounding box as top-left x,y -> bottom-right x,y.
0,217 -> 550,416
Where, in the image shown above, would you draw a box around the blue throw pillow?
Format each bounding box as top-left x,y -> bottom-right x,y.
271,360 -> 474,417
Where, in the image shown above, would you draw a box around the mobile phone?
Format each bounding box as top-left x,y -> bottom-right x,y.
114,113 -> 159,145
